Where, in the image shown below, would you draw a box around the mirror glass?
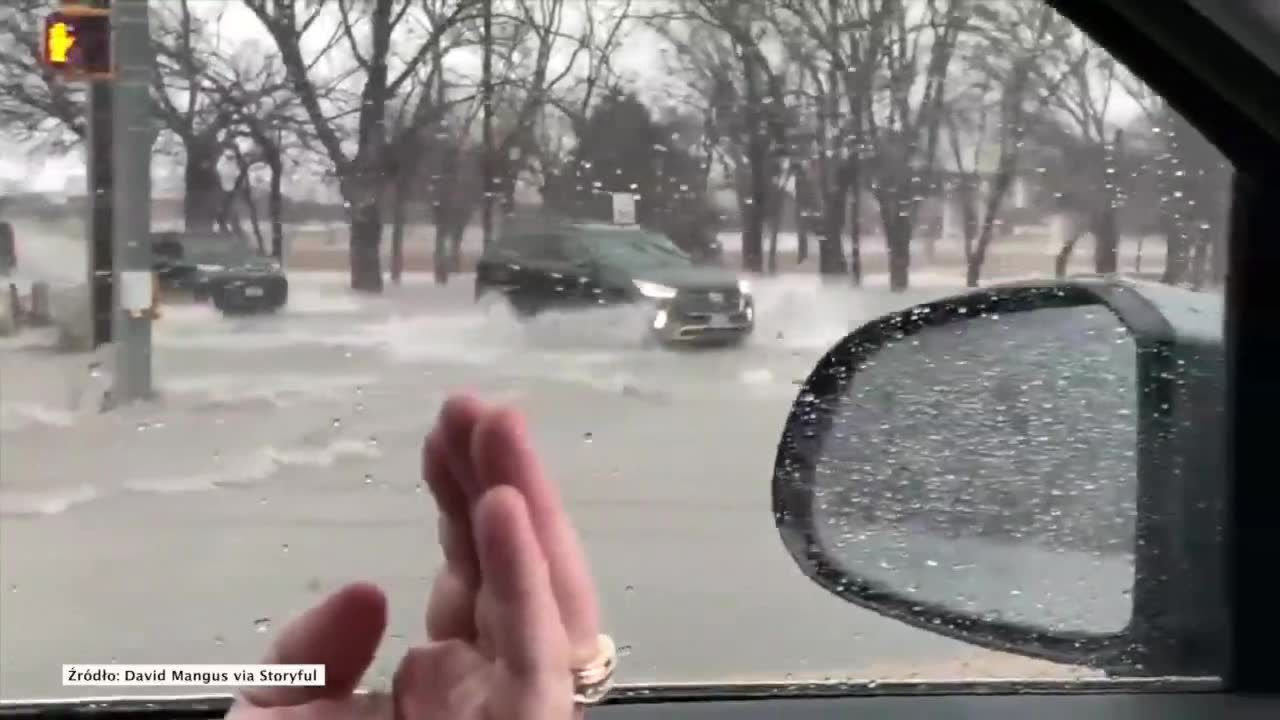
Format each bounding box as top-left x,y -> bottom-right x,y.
810,304 -> 1138,635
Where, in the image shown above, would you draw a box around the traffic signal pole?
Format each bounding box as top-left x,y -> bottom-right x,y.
102,0 -> 153,403
55,0 -> 152,400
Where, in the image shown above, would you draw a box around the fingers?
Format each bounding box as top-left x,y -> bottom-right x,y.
425,565 -> 476,642
239,582 -> 388,708
473,485 -> 569,679
471,408 -> 602,666
420,395 -> 488,641
391,641 -> 487,720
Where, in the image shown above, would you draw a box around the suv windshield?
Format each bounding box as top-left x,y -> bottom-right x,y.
0,0 -> 1239,702
179,234 -> 257,265
581,227 -> 693,270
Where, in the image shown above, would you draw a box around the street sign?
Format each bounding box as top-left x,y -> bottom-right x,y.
42,7 -> 113,80
611,193 -> 637,225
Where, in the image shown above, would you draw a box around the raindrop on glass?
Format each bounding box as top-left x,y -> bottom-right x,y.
618,645 -> 633,657
364,473 -> 374,485
213,635 -> 225,646
281,544 -> 290,554
367,436 -> 378,448
582,432 -> 593,443
332,418 -> 342,429
254,618 -> 271,634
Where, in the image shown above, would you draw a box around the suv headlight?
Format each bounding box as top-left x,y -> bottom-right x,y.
633,279 -> 677,299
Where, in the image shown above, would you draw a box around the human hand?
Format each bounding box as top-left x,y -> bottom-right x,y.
226,394 -> 605,720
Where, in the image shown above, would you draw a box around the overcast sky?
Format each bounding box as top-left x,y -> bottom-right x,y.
1,0 -> 1143,195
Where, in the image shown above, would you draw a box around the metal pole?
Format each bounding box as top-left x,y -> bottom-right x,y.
110,0 -> 153,403
481,0 -> 493,249
87,79 -> 112,349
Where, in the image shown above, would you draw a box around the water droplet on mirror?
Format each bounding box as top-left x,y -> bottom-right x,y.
367,436 -> 378,447
624,584 -> 635,592
582,432 -> 593,443
281,544 -> 289,553
213,635 -> 225,646
364,473 -> 374,485
618,645 -> 633,657
8,584 -> 17,593
254,618 -> 271,633
332,418 -> 342,428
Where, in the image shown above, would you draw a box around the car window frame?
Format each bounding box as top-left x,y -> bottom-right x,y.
0,0 -> 1276,716
1044,0 -> 1280,695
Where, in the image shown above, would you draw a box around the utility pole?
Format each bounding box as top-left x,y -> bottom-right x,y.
87,73 -> 112,348
480,0 -> 493,249
108,0 -> 154,402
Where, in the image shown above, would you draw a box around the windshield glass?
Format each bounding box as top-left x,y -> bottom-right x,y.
583,228 -> 694,270
179,235 -> 258,265
0,0 -> 1235,701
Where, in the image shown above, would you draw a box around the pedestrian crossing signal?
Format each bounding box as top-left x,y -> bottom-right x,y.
42,8 -> 113,80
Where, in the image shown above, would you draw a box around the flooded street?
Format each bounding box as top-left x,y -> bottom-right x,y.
0,267 -> 1086,698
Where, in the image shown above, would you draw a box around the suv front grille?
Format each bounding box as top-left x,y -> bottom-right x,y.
674,289 -> 741,313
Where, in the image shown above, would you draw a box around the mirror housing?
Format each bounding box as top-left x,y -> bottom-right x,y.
772,277 -> 1226,677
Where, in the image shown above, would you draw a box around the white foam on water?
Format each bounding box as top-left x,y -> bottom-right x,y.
0,403 -> 77,432
159,373 -> 375,409
0,483 -> 99,517
0,435 -> 383,515
279,285 -> 366,315
121,437 -> 381,495
739,368 -> 775,386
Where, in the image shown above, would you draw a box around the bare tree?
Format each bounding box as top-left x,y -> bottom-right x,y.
152,1 -> 303,233
1043,34 -> 1128,277
945,1 -> 1077,286
651,1 -> 789,274
861,0 -> 967,291
0,0 -> 86,151
244,0 -> 483,292
775,0 -> 898,281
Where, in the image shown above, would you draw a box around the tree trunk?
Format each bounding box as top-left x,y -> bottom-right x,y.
390,180 -> 408,285
348,199 -> 384,292
766,217 -> 779,275
1094,130 -> 1124,274
848,178 -> 862,287
877,188 -> 913,291
268,158 -> 283,260
1055,228 -> 1083,279
819,185 -> 848,277
886,217 -> 911,292
1093,209 -> 1119,274
794,162 -> 809,265
184,142 -> 223,232
433,222 -> 450,285
449,222 -> 466,274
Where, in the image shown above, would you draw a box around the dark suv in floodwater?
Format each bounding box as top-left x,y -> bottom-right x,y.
475,220 -> 754,346
151,231 -> 288,314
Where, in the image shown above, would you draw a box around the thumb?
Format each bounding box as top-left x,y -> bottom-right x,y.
238,581 -> 388,708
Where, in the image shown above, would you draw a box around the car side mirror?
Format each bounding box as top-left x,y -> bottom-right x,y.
772,278 -> 1226,677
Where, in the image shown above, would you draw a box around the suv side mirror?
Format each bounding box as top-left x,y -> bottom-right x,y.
772,278 -> 1226,677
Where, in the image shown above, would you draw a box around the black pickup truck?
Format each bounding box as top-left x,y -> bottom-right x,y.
151,231 -> 288,314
